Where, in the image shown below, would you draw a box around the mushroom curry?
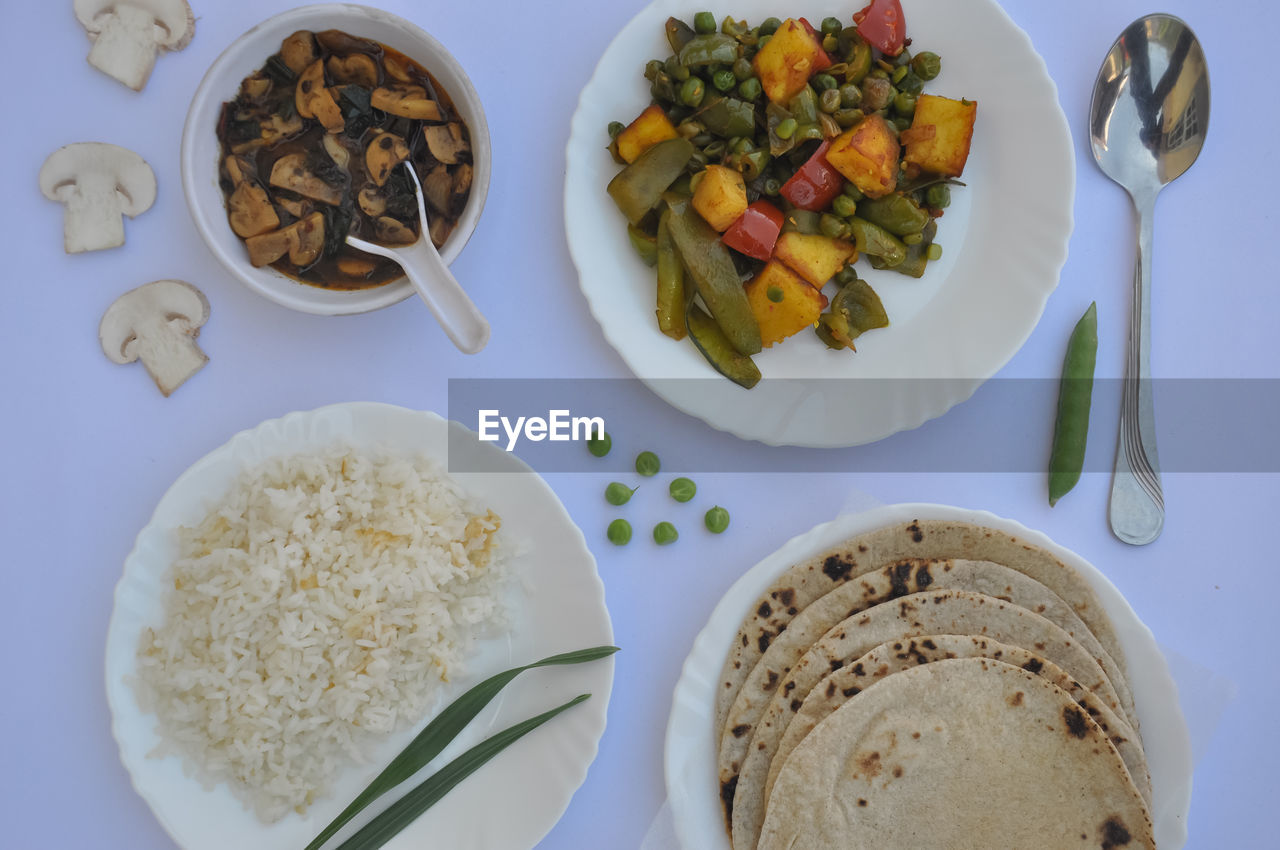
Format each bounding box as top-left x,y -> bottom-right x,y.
216,29 -> 474,289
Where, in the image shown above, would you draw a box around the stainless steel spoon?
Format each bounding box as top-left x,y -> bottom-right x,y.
347,164 -> 490,354
1089,14 -> 1209,545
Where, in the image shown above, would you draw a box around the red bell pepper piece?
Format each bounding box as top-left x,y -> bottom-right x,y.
780,141 -> 844,212
722,200 -> 785,261
853,0 -> 906,56
797,17 -> 834,72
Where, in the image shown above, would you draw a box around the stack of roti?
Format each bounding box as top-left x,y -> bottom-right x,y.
715,520 -> 1155,850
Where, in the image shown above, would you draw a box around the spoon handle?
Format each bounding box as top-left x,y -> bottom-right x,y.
1109,192 -> 1164,544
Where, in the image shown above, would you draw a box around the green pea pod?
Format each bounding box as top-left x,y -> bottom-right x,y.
665,202 -> 762,355
686,302 -> 761,388
665,17 -> 696,53
1048,302 -> 1098,506
856,194 -> 929,236
816,279 -> 888,350
607,138 -> 695,225
678,34 -> 739,67
849,217 -> 908,267
656,210 -> 687,340
696,96 -> 757,138
627,223 -> 658,267
887,219 -> 937,278
788,86 -> 819,124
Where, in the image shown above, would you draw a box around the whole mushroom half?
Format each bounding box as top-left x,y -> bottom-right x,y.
74,0 -> 195,91
40,143 -> 157,253
100,280 -> 210,396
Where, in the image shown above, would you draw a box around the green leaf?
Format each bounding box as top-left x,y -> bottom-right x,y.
304,646 -> 618,850
333,694 -> 593,850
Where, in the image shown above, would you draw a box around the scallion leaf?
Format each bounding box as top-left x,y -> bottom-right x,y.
332,694 -> 593,850
304,646 -> 618,850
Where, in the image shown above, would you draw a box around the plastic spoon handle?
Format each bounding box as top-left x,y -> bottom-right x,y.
348,164 -> 489,354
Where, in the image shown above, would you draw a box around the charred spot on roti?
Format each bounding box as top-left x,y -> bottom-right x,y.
830,659 -> 844,672
889,561 -> 914,596
787,607 -> 798,615
764,670 -> 779,690
731,724 -> 751,738
1100,817 -> 1132,848
740,634 -> 748,647
907,521 -> 924,542
853,750 -> 882,778
858,544 -> 868,552
757,601 -> 772,617
1063,706 -> 1089,739
783,680 -> 796,696
790,699 -> 803,712
776,588 -> 796,607
852,662 -> 866,676
843,685 -> 861,698
1008,691 -> 1024,707
892,765 -> 903,778
823,555 -> 855,581
825,680 -> 837,698
917,564 -> 934,588
857,798 -> 868,806
720,776 -> 738,819
758,633 -> 772,652
1022,657 -> 1045,674
920,638 -> 937,650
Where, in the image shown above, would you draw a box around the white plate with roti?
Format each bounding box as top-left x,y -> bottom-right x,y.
665,504 -> 1192,849
106,402 -> 614,850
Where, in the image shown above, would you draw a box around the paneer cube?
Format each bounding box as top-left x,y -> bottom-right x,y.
745,260 -> 829,347
773,231 -> 858,286
753,19 -> 828,106
692,165 -> 748,232
616,105 -> 679,164
902,94 -> 977,177
824,114 -> 900,198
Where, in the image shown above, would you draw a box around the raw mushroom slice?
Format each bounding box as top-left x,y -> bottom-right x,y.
39,142 -> 156,253
74,0 -> 195,91
423,123 -> 469,165
365,132 -> 409,187
99,280 -> 209,396
268,153 -> 343,205
370,85 -> 442,120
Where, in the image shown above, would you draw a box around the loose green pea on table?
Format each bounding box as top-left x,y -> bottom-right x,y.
636,451 -> 661,477
587,431 -> 612,457
669,477 -> 696,502
605,482 -> 636,506
704,506 -> 730,534
607,519 -> 633,546
653,522 -> 679,545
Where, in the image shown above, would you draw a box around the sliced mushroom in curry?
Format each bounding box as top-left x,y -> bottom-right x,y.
215,28 -> 475,289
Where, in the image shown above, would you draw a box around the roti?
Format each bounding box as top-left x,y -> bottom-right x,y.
728,591 -> 1123,850
756,659 -> 1154,850
770,635 -> 1151,808
714,520 -> 1128,739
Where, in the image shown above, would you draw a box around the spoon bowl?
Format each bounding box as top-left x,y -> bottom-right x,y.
1089,14 -> 1209,544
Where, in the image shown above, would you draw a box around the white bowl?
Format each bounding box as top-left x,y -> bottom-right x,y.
181,4 -> 491,315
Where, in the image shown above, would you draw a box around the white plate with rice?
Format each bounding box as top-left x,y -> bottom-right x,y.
105,402 -> 614,850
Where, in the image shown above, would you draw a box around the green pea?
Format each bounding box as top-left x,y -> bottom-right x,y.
820,16 -> 842,36
902,232 -> 923,246
712,69 -> 737,92
757,33 -> 772,49
833,108 -> 864,128
587,431 -> 612,457
693,11 -> 716,34
759,17 -> 782,36
1048,302 -> 1098,506
926,243 -> 943,261
607,518 -> 633,546
892,116 -> 912,132
763,177 -> 781,196
636,451 -> 661,477
834,264 -> 858,285
893,92 -> 916,117
838,83 -> 862,109
605,482 -> 636,506
766,285 -> 784,303
653,521 -> 679,545
704,506 -> 730,534
842,182 -> 864,201
774,117 -> 797,140
664,55 -> 690,82
812,73 -> 838,92
911,51 -> 941,81
607,121 -> 625,139
680,76 -> 706,107
925,184 -> 951,208
822,33 -> 838,53
669,477 -> 697,502
737,77 -> 762,101
732,58 -> 754,81
832,194 -> 858,218
818,88 -> 841,114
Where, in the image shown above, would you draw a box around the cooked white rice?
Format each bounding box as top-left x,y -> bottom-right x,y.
133,448 -> 506,823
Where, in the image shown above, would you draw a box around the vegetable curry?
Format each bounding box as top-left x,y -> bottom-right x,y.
216,29 -> 474,290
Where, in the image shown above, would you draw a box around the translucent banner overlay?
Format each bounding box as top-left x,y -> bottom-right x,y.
446,378 -> 1280,474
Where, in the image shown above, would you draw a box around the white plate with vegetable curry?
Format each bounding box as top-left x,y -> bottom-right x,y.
565,0 -> 1074,447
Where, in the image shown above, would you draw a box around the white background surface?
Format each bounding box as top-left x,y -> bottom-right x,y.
0,1 -> 1274,849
